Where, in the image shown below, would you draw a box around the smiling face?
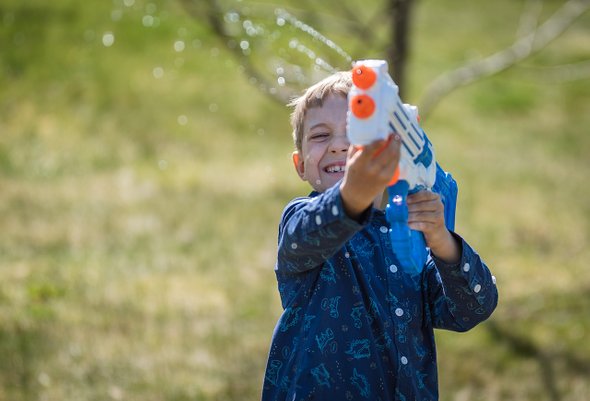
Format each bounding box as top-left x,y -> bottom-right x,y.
292,93 -> 350,193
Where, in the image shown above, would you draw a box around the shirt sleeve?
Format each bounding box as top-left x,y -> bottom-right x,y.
424,231 -> 498,332
276,184 -> 371,274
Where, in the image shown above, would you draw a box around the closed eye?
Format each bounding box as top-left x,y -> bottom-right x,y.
309,132 -> 330,141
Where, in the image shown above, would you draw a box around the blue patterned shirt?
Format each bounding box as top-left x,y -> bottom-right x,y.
262,184 -> 498,401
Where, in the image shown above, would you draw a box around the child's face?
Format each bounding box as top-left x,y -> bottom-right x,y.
293,93 -> 350,193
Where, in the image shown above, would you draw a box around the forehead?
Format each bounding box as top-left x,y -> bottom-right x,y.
303,94 -> 348,131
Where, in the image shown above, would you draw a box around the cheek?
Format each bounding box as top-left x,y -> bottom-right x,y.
304,144 -> 325,163
304,153 -> 321,172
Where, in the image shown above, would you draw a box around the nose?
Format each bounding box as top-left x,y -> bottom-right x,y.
329,133 -> 349,153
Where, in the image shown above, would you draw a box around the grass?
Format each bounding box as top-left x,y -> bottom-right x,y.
1,0 -> 589,400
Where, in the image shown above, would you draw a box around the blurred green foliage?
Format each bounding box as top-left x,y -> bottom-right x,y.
0,0 -> 589,400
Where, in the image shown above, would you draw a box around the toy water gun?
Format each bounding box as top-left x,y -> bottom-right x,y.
346,59 -> 458,275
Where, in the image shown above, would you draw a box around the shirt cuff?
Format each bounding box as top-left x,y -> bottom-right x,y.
308,183 -> 372,230
432,231 -> 495,306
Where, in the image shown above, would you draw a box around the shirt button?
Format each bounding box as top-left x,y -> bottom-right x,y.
395,308 -> 404,317
315,215 -> 322,225
389,264 -> 398,273
291,243 -> 298,250
463,263 -> 470,272
345,252 -> 350,259
331,205 -> 339,216
492,275 -> 497,285
473,284 -> 482,293
400,356 -> 408,365
380,226 -> 388,234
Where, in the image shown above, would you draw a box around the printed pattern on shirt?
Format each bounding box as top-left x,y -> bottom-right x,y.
262,185 -> 498,401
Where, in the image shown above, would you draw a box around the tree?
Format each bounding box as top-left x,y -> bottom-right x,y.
179,0 -> 589,118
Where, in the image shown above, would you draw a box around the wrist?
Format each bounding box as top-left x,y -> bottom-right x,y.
427,229 -> 460,265
339,182 -> 371,220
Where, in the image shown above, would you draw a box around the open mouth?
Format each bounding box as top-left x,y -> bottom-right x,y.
324,164 -> 346,173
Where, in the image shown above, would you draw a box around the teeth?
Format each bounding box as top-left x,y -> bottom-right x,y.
326,165 -> 345,173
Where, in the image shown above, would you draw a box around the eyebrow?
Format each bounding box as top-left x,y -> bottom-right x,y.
308,123 -> 330,132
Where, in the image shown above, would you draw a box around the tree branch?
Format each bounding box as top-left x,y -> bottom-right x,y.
178,0 -> 293,104
419,0 -> 590,118
516,60 -> 590,83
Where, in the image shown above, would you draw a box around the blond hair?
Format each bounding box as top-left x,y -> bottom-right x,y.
288,71 -> 352,152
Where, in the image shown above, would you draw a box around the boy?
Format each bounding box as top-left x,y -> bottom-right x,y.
262,71 -> 498,400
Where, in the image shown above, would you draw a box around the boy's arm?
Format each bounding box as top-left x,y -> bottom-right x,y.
277,135 -> 401,274
407,190 -> 498,330
276,184 -> 371,274
425,232 -> 498,331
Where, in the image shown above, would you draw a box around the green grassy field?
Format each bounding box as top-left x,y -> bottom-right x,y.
1,0 -> 589,400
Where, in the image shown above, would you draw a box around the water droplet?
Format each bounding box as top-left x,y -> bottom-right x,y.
209,103 -> 218,112
239,40 -> 249,50
142,15 -> 154,27
102,32 -> 115,47
38,372 -> 51,387
177,115 -> 188,126
192,39 -> 202,48
274,8 -> 352,63
257,128 -> 265,136
177,27 -> 187,37
123,0 -> 135,7
224,11 -> 240,23
152,67 -> 164,79
277,76 -> 285,86
174,40 -> 185,52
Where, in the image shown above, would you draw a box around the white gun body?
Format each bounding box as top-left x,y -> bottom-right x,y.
347,59 -> 436,192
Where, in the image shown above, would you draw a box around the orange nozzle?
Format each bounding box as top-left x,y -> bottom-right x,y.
350,94 -> 375,119
351,64 -> 376,90
388,166 -> 400,186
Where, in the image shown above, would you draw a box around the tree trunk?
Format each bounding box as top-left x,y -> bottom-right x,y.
388,0 -> 415,97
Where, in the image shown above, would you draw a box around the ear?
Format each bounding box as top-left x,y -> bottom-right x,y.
292,151 -> 305,179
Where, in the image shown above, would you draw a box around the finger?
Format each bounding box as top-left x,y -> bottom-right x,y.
376,133 -> 401,159
347,143 -> 362,159
360,136 -> 391,159
371,135 -> 401,172
407,190 -> 439,204
408,221 -> 436,233
408,199 -> 442,213
408,210 -> 443,224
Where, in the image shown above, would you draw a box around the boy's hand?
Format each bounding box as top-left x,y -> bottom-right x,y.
407,190 -> 460,264
339,134 -> 401,220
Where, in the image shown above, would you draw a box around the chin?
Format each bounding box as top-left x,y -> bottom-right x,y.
318,175 -> 343,190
